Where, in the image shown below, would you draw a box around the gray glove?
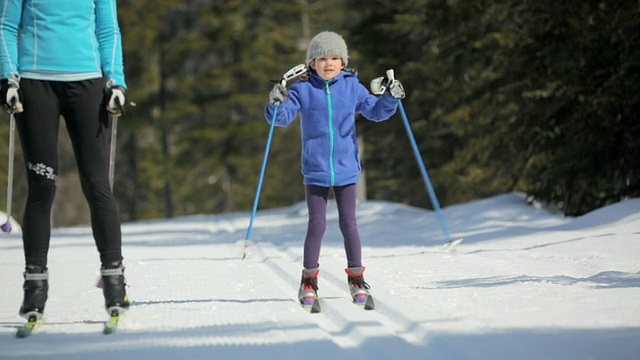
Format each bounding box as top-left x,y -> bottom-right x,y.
370,76 -> 387,95
370,69 -> 405,99
388,79 -> 405,99
269,83 -> 288,105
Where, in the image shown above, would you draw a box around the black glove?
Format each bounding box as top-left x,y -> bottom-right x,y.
0,76 -> 23,114
99,83 -> 126,130
103,83 -> 126,116
269,83 -> 288,105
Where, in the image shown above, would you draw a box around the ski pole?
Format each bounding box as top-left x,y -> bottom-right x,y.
243,105 -> 278,256
387,70 -> 462,247
108,114 -> 118,191
2,98 -> 22,233
241,64 -> 306,259
1,113 -> 16,233
108,96 -> 124,192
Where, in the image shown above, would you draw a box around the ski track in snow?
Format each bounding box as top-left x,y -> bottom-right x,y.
0,192 -> 639,359
254,241 -> 429,355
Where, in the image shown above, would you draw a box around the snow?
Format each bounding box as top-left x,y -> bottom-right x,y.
0,192 -> 639,359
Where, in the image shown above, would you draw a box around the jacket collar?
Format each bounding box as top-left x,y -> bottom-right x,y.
307,69 -> 356,87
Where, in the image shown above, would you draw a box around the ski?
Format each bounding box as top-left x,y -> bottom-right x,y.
352,293 -> 376,310
15,314 -> 41,338
299,295 -> 321,313
14,308 -> 126,336
103,309 -> 123,334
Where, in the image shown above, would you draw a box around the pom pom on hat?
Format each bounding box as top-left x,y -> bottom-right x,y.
305,31 -> 349,67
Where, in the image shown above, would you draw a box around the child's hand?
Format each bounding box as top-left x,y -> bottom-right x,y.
388,80 -> 405,99
384,69 -> 405,99
370,76 -> 387,95
370,69 -> 405,99
269,83 -> 288,105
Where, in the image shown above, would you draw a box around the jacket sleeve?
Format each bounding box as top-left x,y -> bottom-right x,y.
0,0 -> 22,79
354,82 -> 398,122
264,83 -> 302,127
95,0 -> 126,87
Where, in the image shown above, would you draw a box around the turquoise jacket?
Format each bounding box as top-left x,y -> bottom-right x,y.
265,69 -> 398,187
0,0 -> 126,86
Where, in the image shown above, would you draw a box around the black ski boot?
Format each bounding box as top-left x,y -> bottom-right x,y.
100,261 -> 130,314
19,265 -> 49,320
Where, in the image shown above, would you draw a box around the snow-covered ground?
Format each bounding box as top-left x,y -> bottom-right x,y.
0,192 -> 638,359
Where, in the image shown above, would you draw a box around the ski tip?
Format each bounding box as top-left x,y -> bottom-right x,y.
103,323 -> 117,335
310,300 -> 321,313
364,296 -> 376,310
15,328 -> 31,338
300,296 -> 321,313
15,315 -> 40,338
353,294 -> 376,310
103,311 -> 122,334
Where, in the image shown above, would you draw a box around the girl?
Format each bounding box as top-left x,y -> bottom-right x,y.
265,31 -> 405,309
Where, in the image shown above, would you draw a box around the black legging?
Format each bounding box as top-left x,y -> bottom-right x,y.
16,78 -> 122,267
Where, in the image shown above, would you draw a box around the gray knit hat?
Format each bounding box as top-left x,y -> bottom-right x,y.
305,31 -> 349,67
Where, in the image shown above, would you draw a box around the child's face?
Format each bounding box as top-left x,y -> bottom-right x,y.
310,55 -> 344,80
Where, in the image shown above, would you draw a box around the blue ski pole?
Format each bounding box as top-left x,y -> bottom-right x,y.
386,70 -> 462,247
243,104 -> 278,254
241,64 -> 307,259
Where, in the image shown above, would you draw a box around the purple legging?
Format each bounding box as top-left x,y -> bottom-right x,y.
303,183 -> 362,269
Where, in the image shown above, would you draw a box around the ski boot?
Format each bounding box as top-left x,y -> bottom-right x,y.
346,266 -> 375,310
18,265 -> 49,320
298,268 -> 321,313
99,261 -> 130,315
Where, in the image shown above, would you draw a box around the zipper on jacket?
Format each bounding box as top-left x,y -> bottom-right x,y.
325,80 -> 336,186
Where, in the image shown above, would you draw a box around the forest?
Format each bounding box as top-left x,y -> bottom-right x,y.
0,0 -> 637,227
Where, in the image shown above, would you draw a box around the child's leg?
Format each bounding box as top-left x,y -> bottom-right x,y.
303,185 -> 329,269
334,183 -> 362,267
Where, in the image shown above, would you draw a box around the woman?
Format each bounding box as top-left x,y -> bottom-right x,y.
0,0 -> 130,320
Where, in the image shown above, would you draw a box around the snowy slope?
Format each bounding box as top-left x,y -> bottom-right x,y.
0,192 -> 639,359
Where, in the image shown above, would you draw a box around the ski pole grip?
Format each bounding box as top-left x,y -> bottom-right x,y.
10,97 -> 23,114
14,101 -> 23,113
386,69 -> 395,82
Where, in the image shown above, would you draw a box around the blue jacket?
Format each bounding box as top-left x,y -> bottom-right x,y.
265,69 -> 398,187
0,0 -> 126,86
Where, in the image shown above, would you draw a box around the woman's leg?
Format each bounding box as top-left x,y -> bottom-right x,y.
17,79 -> 61,268
59,79 -> 122,266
